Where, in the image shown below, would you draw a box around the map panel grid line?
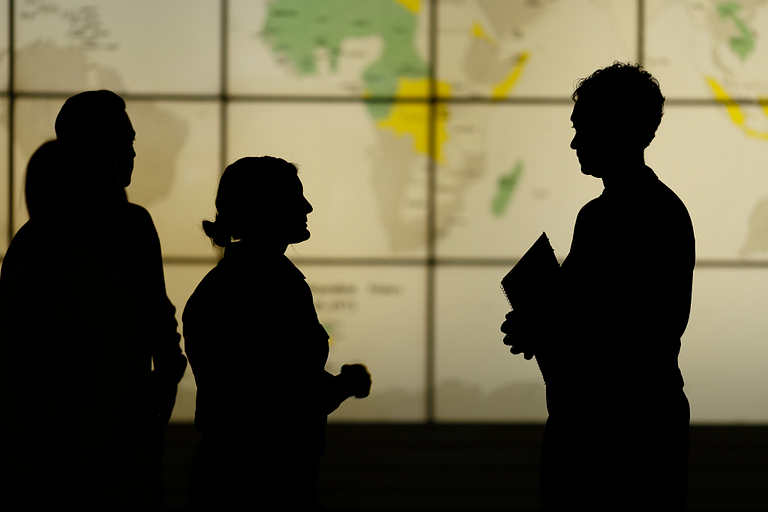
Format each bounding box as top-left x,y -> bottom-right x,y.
1,91 -> 767,106
6,0 -> 14,248
425,0 -> 438,424
638,0 -> 645,67
220,0 -> 229,175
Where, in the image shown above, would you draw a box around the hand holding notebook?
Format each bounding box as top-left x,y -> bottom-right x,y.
500,232 -> 559,368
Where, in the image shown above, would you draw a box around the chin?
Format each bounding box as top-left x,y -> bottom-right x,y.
580,165 -> 604,179
292,230 -> 311,243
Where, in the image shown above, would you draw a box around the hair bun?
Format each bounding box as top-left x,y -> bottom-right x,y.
202,217 -> 231,247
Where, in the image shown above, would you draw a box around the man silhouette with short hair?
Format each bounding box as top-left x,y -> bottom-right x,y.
502,63 -> 694,510
1,90 -> 187,509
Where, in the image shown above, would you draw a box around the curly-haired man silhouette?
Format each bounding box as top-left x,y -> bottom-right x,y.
502,63 -> 694,511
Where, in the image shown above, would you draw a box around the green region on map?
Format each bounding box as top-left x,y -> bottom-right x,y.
262,0 -> 429,119
717,2 -> 755,60
491,161 -> 523,217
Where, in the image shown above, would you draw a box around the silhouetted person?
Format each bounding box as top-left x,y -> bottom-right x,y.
183,156 -> 372,511
0,140 -> 153,510
0,91 -> 187,508
501,63 -> 694,511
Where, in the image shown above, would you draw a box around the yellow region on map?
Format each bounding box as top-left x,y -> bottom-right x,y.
759,98 -> 768,118
492,52 -> 529,100
472,21 -> 496,46
706,76 -> 768,141
395,0 -> 420,14
376,77 -> 451,162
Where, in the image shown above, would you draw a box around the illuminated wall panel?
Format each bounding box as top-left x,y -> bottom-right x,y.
1,1 -> 767,424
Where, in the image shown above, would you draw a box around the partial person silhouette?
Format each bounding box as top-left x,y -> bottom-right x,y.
183,156 -> 372,511
0,140 -> 153,510
501,63 -> 694,511
0,90 -> 187,508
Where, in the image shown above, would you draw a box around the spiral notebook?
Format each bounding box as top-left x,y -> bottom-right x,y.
500,232 -> 559,311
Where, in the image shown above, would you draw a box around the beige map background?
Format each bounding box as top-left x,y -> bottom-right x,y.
0,0 -> 767,423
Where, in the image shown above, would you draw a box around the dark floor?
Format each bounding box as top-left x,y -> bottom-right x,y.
161,423 -> 768,511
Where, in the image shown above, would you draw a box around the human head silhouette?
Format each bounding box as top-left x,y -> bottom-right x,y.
570,62 -> 664,179
25,139 -> 127,244
55,90 -> 136,187
202,156 -> 313,250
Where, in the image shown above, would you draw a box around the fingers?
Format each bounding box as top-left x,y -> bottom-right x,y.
356,380 -> 371,398
342,363 -> 369,378
509,343 -> 535,360
504,325 -> 536,359
502,309 -> 543,361
500,310 -> 517,334
342,363 -> 372,398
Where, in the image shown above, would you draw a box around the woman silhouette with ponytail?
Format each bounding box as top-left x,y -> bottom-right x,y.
183,156 -> 371,510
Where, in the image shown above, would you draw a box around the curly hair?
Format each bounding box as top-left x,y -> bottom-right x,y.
572,62 -> 665,149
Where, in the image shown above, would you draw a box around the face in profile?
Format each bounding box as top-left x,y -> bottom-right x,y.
570,100 -> 627,179
111,111 -> 136,187
280,174 -> 313,245
254,172 -> 313,247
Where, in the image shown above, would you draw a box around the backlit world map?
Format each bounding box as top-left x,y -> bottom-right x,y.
1,0 -> 768,424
